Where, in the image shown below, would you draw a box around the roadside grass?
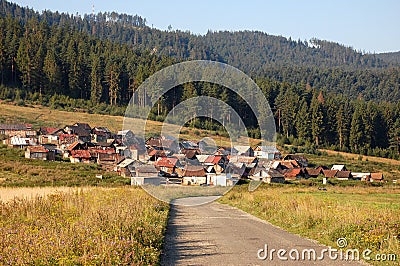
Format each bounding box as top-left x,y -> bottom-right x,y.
219,184 -> 400,265
0,187 -> 169,265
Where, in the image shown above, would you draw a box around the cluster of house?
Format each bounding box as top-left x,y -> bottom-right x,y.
1,123 -> 384,186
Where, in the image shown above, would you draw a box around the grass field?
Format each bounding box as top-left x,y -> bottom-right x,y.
219,184 -> 400,265
0,187 -> 169,265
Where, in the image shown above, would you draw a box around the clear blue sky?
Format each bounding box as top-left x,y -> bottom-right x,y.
10,0 -> 400,53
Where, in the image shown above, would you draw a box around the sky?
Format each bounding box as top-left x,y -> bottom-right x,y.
9,0 -> 400,53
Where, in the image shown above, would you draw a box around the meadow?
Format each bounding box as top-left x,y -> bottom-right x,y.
0,187 -> 169,265
219,184 -> 400,265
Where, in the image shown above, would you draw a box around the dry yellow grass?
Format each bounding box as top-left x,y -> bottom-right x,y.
319,149 -> 400,166
0,186 -> 92,202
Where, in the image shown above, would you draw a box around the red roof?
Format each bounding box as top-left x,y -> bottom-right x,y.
148,149 -> 166,157
155,157 -> 178,168
370,173 -> 383,180
323,170 -> 338,178
59,134 -> 77,141
336,171 -> 351,178
71,150 -> 91,159
204,155 -> 222,164
306,168 -> 322,177
27,146 -> 48,153
284,168 -> 304,178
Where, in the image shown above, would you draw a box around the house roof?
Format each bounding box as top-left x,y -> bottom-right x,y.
27,145 -> 48,153
370,173 -> 383,180
117,159 -> 136,168
155,157 -> 178,168
233,145 -> 253,154
267,169 -> 284,178
179,165 -> 206,177
306,168 -> 322,177
59,134 -> 77,141
323,169 -> 339,178
148,149 -> 166,157
204,155 -> 222,164
0,123 -> 32,131
283,154 -> 308,162
67,141 -> 85,151
39,127 -> 59,135
284,168 -> 304,178
181,149 -> 199,159
136,165 -> 159,173
336,171 -> 351,178
280,160 -> 300,169
71,150 -> 91,159
331,165 -> 346,171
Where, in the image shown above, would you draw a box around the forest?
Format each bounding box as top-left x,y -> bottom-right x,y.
0,0 -> 399,158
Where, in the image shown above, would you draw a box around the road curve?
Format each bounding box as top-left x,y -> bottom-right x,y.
161,200 -> 365,265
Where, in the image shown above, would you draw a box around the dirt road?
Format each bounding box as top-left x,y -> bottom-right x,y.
161,199 -> 364,265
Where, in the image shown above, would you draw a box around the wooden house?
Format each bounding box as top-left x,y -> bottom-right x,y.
25,145 -> 54,161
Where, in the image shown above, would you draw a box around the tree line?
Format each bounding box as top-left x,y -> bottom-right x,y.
0,0 -> 399,157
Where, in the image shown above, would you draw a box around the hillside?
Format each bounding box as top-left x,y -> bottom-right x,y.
0,0 -> 393,71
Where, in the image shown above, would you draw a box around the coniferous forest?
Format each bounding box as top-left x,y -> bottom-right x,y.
0,0 -> 400,158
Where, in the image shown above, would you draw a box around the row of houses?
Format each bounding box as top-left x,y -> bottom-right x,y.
1,122 -> 384,186
250,163 -> 384,184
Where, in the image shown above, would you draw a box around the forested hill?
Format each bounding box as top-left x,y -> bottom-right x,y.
0,0 -> 395,72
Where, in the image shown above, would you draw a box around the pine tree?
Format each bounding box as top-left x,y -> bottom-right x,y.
295,99 -> 311,141
90,54 -> 103,104
350,105 -> 365,153
310,92 -> 325,146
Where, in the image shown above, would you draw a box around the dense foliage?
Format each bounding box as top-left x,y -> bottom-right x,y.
0,0 -> 400,157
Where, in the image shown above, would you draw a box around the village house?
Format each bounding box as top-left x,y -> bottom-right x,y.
283,154 -> 308,167
305,168 -> 323,178
91,127 -> 112,143
3,135 -> 37,149
335,171 -> 352,181
38,128 -> 65,145
323,169 -> 339,178
370,173 -> 384,182
251,167 -> 285,184
132,165 -> 161,186
25,145 -> 55,161
70,150 -> 91,163
331,165 -> 347,171
116,158 -> 142,177
154,157 -> 179,175
254,145 -> 281,159
64,123 -> 91,143
283,168 -> 306,181
0,123 -> 36,137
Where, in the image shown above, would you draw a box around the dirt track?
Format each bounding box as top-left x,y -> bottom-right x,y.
161,200 -> 365,265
